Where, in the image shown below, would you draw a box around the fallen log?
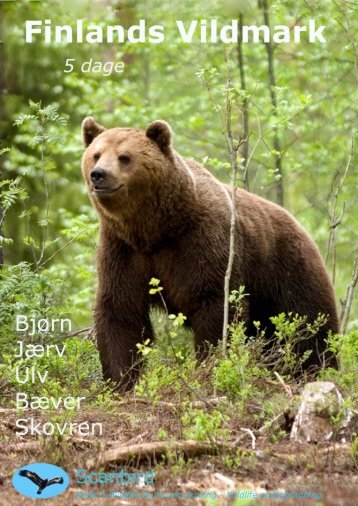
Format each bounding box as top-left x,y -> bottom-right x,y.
115,396 -> 227,409
5,441 -> 40,453
86,439 -> 217,468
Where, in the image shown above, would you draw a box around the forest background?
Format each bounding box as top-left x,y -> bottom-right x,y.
0,0 -> 357,499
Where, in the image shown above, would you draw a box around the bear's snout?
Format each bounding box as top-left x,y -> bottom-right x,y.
90,168 -> 107,186
89,167 -> 124,196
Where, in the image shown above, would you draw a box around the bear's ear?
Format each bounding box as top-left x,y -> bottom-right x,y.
82,117 -> 106,147
146,120 -> 172,153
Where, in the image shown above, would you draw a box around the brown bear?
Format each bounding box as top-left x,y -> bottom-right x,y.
81,117 -> 338,390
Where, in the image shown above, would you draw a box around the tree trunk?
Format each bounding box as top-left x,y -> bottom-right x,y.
262,0 -> 284,207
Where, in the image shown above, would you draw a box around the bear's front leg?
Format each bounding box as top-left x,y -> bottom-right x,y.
95,230 -> 153,391
95,297 -> 153,391
191,297 -> 225,358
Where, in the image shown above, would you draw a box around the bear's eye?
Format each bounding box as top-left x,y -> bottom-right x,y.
118,155 -> 130,164
93,153 -> 101,161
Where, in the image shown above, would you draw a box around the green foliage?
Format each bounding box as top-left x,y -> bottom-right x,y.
0,177 -> 27,246
182,409 -> 229,445
269,312 -> 326,375
134,305 -> 357,465
0,104 -> 106,408
213,308 -> 330,407
213,321 -> 263,402
224,449 -> 256,471
320,330 -> 358,398
135,308 -> 197,402
148,277 -> 163,295
2,338 -> 101,396
0,262 -> 68,350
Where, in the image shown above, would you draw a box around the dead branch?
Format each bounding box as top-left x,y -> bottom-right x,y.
116,398 -> 178,408
64,327 -> 92,338
257,411 -> 285,433
240,428 -> 256,449
237,13 -> 250,189
340,258 -> 358,334
326,136 -> 353,284
85,440 -> 217,468
274,371 -> 294,399
40,227 -> 94,267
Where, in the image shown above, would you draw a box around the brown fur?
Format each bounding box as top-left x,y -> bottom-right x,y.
81,118 -> 339,390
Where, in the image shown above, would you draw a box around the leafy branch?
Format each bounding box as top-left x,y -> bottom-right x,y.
222,71 -> 247,355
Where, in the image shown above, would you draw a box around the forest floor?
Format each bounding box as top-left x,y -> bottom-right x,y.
0,401 -> 357,506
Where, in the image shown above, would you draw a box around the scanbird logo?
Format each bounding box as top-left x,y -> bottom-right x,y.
12,463 -> 69,499
19,470 -> 64,495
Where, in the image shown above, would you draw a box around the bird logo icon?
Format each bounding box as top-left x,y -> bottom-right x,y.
19,469 -> 64,495
13,463 -> 69,499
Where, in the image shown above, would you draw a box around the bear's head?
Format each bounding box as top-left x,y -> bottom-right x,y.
81,117 -> 173,214
81,118 -> 197,247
